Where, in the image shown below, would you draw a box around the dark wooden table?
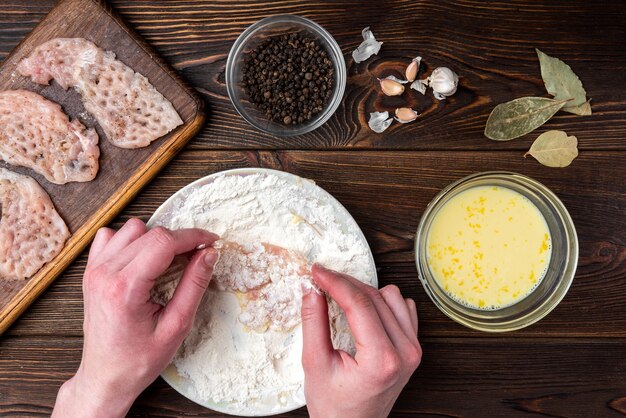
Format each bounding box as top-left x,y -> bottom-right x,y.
1,1 -> 625,416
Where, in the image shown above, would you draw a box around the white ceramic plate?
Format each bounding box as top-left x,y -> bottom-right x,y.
148,168 -> 377,416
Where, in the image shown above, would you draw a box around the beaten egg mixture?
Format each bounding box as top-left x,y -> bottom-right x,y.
427,185 -> 551,310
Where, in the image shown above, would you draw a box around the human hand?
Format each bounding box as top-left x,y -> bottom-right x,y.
52,218 -> 219,418
301,264 -> 422,418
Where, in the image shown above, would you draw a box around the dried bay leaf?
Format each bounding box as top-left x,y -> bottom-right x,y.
485,97 -> 571,141
563,100 -> 592,116
536,49 -> 590,114
524,130 -> 578,167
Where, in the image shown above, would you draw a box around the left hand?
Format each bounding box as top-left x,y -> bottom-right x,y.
52,218 -> 219,418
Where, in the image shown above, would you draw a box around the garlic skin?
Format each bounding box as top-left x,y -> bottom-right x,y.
379,77 -> 405,96
394,107 -> 419,123
352,27 -> 383,63
410,79 -> 427,95
368,111 -> 393,133
428,67 -> 459,100
382,75 -> 408,84
405,56 -> 422,82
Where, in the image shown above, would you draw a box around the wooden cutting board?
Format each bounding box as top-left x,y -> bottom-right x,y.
0,0 -> 205,334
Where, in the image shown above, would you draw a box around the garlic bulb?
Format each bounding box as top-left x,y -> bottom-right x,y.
428,67 -> 458,100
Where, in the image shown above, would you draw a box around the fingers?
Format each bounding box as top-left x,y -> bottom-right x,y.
405,298 -> 418,335
380,286 -> 418,343
91,218 -> 147,267
159,248 -> 219,338
311,264 -> 390,355
121,228 -> 219,299
87,227 -> 115,268
318,267 -> 414,352
301,286 -> 335,372
348,280 -> 413,353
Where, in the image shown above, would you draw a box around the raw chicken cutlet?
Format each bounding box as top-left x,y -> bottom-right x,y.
212,240 -> 314,332
18,38 -> 183,149
0,167 -> 70,280
0,90 -> 99,184
152,240 -> 315,333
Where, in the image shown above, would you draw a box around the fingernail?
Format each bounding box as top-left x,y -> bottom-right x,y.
312,262 -> 326,272
313,263 -> 337,275
204,248 -> 219,267
302,274 -> 323,297
301,282 -> 312,296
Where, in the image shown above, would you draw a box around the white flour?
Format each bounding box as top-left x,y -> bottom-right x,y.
212,240 -> 312,332
151,171 -> 376,415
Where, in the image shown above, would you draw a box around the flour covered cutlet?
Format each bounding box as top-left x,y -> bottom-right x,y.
18,38 -> 183,149
0,168 -> 70,280
212,240 -> 314,332
152,239 -> 314,332
0,90 -> 99,184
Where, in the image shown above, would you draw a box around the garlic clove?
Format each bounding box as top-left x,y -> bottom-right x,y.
405,56 -> 422,82
352,27 -> 383,63
428,67 -> 459,100
379,78 -> 405,96
368,111 -> 393,133
394,107 -> 419,123
410,79 -> 428,95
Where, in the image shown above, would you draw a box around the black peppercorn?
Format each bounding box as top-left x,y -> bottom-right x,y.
241,32 -> 334,126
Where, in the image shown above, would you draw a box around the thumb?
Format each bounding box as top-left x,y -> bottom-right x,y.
301,278 -> 334,373
159,248 -> 219,336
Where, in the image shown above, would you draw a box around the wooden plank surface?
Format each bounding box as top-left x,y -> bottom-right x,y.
1,0 -> 625,417
2,1 -> 625,151
2,336 -> 626,417
5,150 -> 626,338
116,0 -> 626,150
0,0 -> 205,334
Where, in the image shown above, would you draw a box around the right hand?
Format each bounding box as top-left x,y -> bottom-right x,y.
301,264 -> 422,418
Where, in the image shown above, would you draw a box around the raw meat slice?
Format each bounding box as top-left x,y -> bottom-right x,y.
151,239 -> 314,332
0,167 -> 70,280
212,240 -> 312,332
18,38 -> 183,149
0,90 -> 100,184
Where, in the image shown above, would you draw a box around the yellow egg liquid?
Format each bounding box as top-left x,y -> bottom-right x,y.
426,185 -> 551,310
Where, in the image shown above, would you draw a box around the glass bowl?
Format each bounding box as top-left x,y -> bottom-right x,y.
415,172 -> 578,332
225,15 -> 346,136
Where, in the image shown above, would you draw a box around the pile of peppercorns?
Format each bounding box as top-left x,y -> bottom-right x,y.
241,32 -> 334,126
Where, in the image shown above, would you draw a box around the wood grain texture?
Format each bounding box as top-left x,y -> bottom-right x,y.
0,0 -> 205,334
112,0 -> 626,150
2,1 -> 626,150
1,1 -> 626,417
2,336 -> 626,417
5,150 -> 625,339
